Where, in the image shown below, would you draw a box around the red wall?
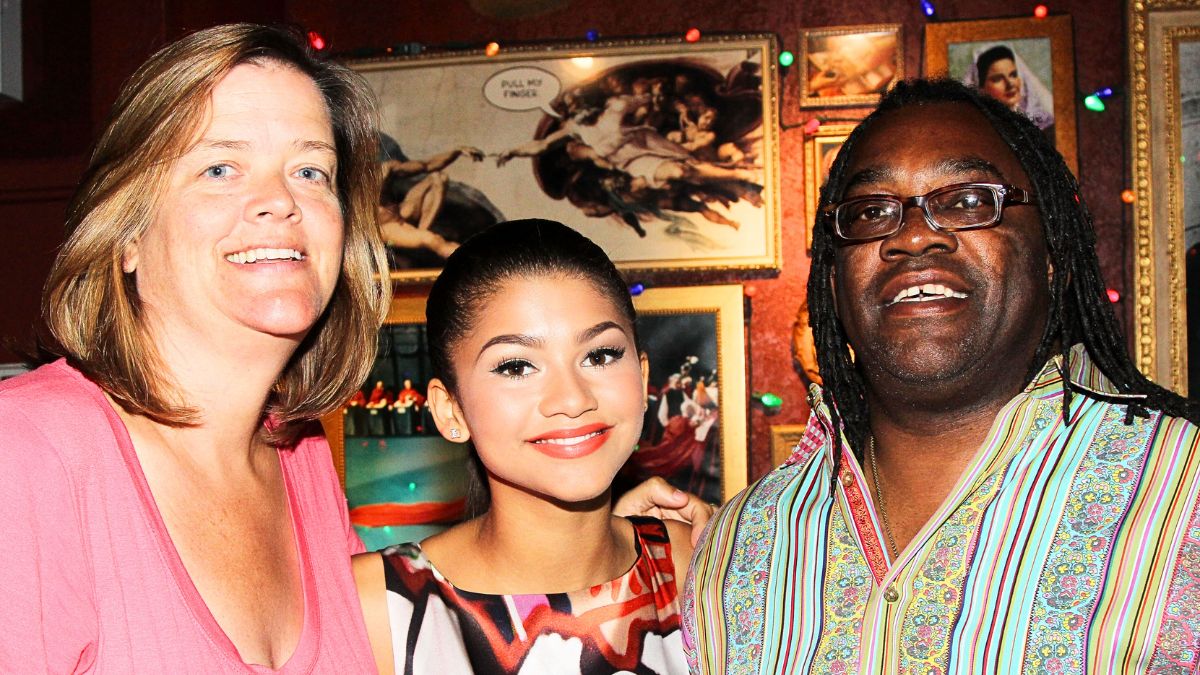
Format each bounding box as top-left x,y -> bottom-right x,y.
0,0 -> 1127,482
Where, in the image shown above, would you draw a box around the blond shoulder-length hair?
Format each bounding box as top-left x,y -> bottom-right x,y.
40,23 -> 390,445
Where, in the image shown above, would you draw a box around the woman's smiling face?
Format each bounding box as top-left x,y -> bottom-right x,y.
444,274 -> 647,505
124,62 -> 344,346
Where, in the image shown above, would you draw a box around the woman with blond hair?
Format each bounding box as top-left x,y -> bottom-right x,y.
0,23 -> 391,671
0,23 -> 709,671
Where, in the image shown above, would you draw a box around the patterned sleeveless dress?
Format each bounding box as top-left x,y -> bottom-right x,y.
379,516 -> 686,674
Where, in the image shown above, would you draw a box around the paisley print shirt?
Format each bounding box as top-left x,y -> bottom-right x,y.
684,346 -> 1200,674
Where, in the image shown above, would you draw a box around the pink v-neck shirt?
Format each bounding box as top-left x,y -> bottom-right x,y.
0,361 -> 376,673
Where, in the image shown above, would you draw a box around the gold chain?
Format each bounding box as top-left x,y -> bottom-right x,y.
868,436 -> 899,558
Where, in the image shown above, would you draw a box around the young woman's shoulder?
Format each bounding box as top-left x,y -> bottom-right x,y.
660,518 -> 695,577
628,516 -> 693,580
352,551 -> 397,675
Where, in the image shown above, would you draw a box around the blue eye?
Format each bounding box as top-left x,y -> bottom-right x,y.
584,346 -> 625,367
204,164 -> 231,179
297,166 -> 330,182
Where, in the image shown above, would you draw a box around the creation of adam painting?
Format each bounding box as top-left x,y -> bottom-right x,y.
351,35 -> 781,281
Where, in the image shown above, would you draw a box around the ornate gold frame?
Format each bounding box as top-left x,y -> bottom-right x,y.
924,15 -> 1078,175
798,24 -> 903,108
322,286 -> 748,501
769,423 -> 808,467
351,34 -> 782,283
633,285 -> 748,501
1129,0 -> 1197,395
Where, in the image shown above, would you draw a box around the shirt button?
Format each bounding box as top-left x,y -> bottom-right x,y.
883,586 -> 899,603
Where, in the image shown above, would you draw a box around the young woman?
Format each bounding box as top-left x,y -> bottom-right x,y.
352,219 -> 692,674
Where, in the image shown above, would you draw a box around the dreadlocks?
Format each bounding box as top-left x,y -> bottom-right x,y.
807,79 -> 1200,480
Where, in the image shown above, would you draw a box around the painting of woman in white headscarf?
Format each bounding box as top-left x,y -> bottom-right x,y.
950,38 -> 1055,143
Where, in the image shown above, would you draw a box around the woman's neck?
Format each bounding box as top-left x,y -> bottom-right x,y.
429,485 -> 636,595
126,319 -> 301,471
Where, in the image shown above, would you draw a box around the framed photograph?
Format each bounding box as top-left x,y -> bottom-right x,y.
1128,0 -> 1200,396
351,35 -> 782,283
325,286 -> 749,550
798,24 -> 902,107
617,285 -> 748,505
803,123 -> 857,249
925,15 -> 1078,174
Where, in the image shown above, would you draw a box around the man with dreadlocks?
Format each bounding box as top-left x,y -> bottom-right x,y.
684,79 -> 1200,674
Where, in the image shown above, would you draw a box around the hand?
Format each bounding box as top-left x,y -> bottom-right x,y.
460,146 -> 486,161
613,477 -> 716,546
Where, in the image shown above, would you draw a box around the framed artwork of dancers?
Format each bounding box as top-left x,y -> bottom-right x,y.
350,35 -> 781,282
615,285 -> 747,506
924,15 -> 1078,174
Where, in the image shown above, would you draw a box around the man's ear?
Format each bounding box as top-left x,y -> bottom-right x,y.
639,351 -> 650,411
426,378 -> 471,443
122,240 -> 140,274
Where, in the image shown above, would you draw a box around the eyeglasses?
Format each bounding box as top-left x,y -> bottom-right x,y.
824,182 -> 1035,242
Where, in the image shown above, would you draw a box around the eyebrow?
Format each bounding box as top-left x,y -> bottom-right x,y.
842,156 -> 1007,192
579,320 -> 627,343
192,139 -> 336,155
473,321 -> 628,363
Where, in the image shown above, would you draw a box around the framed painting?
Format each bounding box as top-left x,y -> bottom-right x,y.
925,15 -> 1078,174
803,123 -> 857,249
1129,0 -> 1200,396
350,35 -> 781,282
798,24 -> 902,107
321,295 -> 471,551
617,284 -> 747,505
769,423 -> 809,467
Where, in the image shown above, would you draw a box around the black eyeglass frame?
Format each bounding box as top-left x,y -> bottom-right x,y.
822,182 -> 1035,243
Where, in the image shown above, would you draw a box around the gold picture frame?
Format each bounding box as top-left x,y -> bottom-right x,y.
803,123 -> 857,249
1128,0 -> 1199,396
322,284 -> 749,543
798,24 -> 903,108
630,285 -> 748,504
351,35 -> 782,283
769,423 -> 809,468
924,15 -> 1078,175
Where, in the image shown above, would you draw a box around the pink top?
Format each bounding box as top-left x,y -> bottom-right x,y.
0,360 -> 375,673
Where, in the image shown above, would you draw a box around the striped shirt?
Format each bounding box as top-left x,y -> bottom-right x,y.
683,346 -> 1200,674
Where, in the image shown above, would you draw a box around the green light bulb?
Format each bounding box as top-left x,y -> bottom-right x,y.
1083,94 -> 1105,112
779,51 -> 795,67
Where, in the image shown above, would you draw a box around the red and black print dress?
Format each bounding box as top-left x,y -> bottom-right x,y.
379,516 -> 686,674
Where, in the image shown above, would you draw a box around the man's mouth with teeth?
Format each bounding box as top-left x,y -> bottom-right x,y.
888,283 -> 968,305
224,248 -> 305,264
532,430 -> 604,446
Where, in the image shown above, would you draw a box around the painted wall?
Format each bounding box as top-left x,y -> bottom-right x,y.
0,0 -> 1127,482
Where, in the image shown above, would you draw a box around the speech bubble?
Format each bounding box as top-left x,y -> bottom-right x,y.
483,67 -> 562,117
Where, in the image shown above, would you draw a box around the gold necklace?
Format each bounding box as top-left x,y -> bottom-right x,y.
868,436 -> 899,558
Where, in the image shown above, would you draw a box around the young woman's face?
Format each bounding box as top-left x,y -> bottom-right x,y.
982,58 -> 1023,110
447,274 -> 646,505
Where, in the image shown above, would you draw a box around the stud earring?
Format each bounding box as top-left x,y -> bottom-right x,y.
449,428 -> 461,439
